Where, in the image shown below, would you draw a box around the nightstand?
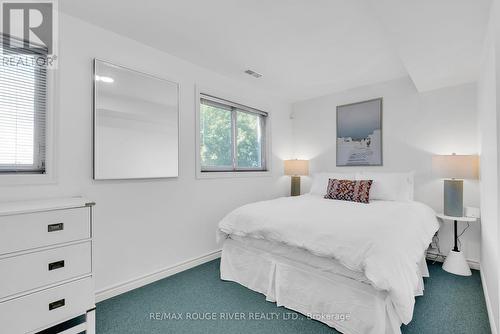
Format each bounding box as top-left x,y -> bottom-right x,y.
436,213 -> 478,276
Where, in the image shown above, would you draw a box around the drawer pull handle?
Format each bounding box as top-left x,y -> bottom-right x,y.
48,260 -> 65,271
49,299 -> 65,310
47,223 -> 64,232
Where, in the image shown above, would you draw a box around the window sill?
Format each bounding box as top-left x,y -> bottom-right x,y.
0,172 -> 56,186
196,170 -> 272,179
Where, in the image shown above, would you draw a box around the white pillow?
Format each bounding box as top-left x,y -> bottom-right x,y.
356,171 -> 414,201
309,172 -> 356,196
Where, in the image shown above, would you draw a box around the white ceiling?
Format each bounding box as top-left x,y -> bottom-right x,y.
61,0 -> 491,102
367,0 -> 491,93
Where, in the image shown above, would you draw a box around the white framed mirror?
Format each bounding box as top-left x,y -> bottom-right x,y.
93,59 -> 179,180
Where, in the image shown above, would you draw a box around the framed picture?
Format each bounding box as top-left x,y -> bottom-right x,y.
336,98 -> 383,166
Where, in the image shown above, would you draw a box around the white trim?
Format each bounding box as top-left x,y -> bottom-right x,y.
194,85 -> 273,179
197,170 -> 272,179
425,251 -> 480,270
480,267 -> 498,334
95,249 -> 221,302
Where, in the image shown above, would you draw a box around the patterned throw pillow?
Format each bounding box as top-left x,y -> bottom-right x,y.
324,179 -> 373,203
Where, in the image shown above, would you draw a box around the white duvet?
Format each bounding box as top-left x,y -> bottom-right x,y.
217,194 -> 439,324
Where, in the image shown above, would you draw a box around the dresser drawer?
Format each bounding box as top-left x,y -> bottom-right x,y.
0,277 -> 94,334
0,242 -> 92,300
0,207 -> 90,255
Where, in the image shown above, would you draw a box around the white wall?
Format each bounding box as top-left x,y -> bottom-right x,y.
478,0 -> 500,332
292,77 -> 480,263
0,14 -> 293,294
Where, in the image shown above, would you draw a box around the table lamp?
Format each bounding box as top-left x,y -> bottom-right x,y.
432,153 -> 479,217
284,159 -> 309,196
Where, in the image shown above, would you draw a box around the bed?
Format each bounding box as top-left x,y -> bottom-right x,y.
217,173 -> 439,334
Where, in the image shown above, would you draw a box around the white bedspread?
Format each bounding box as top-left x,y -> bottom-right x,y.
217,194 -> 439,324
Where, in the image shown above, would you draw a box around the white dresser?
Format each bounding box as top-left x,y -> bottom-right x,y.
0,198 -> 95,334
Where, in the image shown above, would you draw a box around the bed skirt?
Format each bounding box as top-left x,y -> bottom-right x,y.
220,238 -> 427,334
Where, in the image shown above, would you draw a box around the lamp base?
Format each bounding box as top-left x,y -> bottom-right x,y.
444,179 -> 463,217
291,176 -> 301,196
443,250 -> 472,276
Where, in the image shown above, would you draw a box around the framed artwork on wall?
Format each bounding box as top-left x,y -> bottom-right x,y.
336,97 -> 383,166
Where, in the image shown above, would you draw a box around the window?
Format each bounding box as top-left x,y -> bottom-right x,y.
0,36 -> 47,173
200,94 -> 267,172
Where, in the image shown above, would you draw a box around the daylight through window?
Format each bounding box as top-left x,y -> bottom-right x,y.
200,94 -> 267,172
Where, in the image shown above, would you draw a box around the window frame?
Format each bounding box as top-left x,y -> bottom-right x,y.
0,37 -> 57,184
196,89 -> 272,179
0,53 -> 46,173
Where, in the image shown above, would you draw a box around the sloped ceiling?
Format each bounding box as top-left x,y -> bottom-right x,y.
367,0 -> 491,92
61,0 -> 491,102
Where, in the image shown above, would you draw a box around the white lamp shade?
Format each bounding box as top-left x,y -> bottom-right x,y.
284,159 -> 309,176
432,154 -> 479,179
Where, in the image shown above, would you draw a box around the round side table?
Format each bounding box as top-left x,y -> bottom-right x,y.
436,213 -> 478,276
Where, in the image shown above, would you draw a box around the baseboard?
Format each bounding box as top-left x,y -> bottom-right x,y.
480,267 -> 498,334
425,251 -> 480,270
95,249 -> 222,303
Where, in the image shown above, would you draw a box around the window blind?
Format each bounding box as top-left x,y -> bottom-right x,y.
0,35 -> 47,173
200,94 -> 268,117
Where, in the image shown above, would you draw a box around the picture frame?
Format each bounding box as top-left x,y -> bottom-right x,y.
336,97 -> 383,166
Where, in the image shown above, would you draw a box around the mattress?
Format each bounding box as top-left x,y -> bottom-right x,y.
221,236 -> 429,334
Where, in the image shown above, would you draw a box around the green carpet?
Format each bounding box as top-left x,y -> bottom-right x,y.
96,259 -> 490,334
